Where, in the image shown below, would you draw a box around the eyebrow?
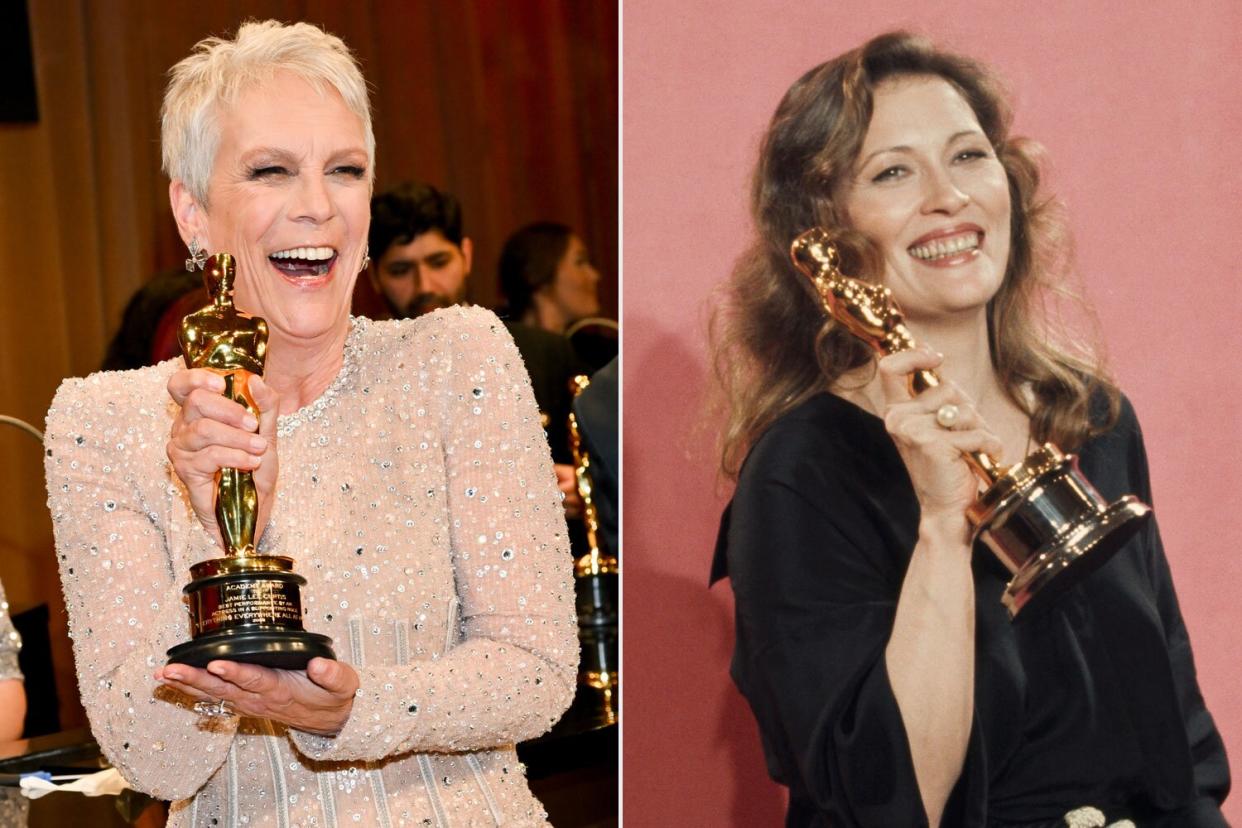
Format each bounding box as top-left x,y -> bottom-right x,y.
238,147 -> 368,167
856,129 -> 985,169
239,147 -> 299,166
325,147 -> 369,164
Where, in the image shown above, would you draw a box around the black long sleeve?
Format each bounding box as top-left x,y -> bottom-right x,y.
714,392 -> 1229,827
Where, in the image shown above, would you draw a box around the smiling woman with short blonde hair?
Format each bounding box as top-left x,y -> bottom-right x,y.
45,19 -> 575,827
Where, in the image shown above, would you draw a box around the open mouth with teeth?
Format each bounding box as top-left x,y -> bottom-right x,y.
269,246 -> 338,278
908,231 -> 981,262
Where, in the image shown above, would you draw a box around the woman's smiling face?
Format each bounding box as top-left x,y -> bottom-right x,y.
183,70 -> 371,345
840,74 -> 1011,324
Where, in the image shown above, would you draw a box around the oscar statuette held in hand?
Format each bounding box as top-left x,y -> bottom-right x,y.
789,228 -> 1152,616
166,252 -> 335,668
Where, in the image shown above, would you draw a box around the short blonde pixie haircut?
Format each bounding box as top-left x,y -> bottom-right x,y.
161,20 -> 375,206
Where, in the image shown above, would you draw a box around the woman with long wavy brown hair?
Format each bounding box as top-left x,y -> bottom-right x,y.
711,31 -> 1228,827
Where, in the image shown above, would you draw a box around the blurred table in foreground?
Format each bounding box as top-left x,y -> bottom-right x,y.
0,729 -> 165,826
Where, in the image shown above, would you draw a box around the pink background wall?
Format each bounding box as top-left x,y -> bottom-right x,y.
623,2 -> 1242,825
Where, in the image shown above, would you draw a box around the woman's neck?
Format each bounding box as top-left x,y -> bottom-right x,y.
525,299 -> 567,335
261,323 -> 350,415
837,308 -> 1003,416
904,310 -> 1000,405
843,307 -> 1032,464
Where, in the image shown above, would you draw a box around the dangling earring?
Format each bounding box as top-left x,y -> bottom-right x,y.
360,244 -> 371,273
185,238 -> 207,272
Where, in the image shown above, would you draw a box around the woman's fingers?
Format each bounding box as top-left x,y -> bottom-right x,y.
166,368 -> 226,406
175,415 -> 267,455
245,376 -> 280,497
155,658 -> 358,735
159,680 -> 217,703
169,444 -> 263,474
875,360 -> 1005,515
884,384 -> 976,438
167,368 -> 266,479
942,428 -> 1004,461
157,662 -> 273,716
206,660 -> 277,696
878,346 -> 943,378
156,664 -> 236,702
249,376 -> 280,428
877,347 -> 943,402
181,387 -> 259,430
306,657 -> 359,697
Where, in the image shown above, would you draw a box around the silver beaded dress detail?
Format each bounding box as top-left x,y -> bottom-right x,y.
44,307 -> 578,827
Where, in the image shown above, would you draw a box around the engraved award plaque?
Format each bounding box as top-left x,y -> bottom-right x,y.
790,228 -> 1152,616
166,252 -> 335,669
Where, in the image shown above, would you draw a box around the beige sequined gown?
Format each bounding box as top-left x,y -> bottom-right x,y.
44,307 -> 578,827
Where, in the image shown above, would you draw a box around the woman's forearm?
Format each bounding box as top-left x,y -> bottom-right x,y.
0,681 -> 24,742
884,513 -> 975,827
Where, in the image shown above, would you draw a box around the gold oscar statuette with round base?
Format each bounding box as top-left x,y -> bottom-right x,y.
166,252 -> 335,669
790,228 -> 1152,617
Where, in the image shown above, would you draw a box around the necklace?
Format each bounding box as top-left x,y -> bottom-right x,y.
275,316 -> 368,438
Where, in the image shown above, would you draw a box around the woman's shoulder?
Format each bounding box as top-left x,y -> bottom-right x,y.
355,309 -> 529,402
358,307 -> 514,359
740,392 -> 892,487
1081,387 -> 1141,451
1084,384 -> 1137,433
1075,388 -> 1147,501
364,305 -> 507,335
47,361 -> 179,434
44,364 -> 178,494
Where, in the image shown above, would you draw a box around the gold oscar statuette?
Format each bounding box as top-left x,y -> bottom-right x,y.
568,373 -> 618,726
166,252 -> 335,668
790,228 -> 1152,616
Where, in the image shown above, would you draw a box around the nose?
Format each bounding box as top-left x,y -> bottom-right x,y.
291,173 -> 334,224
921,166 -> 970,215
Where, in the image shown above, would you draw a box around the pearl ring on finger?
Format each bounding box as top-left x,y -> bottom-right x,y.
935,403 -> 960,429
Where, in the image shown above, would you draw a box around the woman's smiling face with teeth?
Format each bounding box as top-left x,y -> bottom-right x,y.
192,70 -> 371,344
840,74 -> 1011,323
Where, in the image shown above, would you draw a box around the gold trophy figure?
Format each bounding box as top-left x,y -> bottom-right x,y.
166,253 -> 335,668
568,374 -> 618,727
790,228 -> 1151,616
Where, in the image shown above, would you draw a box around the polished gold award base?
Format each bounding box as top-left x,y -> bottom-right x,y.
968,444 -> 1152,616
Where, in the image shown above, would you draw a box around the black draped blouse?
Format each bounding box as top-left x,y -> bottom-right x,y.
712,393 -> 1229,827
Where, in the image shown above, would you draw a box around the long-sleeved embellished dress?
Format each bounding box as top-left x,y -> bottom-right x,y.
713,392 -> 1229,827
44,307 -> 579,827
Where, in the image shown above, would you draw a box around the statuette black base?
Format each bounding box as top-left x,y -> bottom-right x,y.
167,554 -> 336,670
167,628 -> 336,670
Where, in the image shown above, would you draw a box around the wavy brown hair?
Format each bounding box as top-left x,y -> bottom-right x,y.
711,31 -> 1118,479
